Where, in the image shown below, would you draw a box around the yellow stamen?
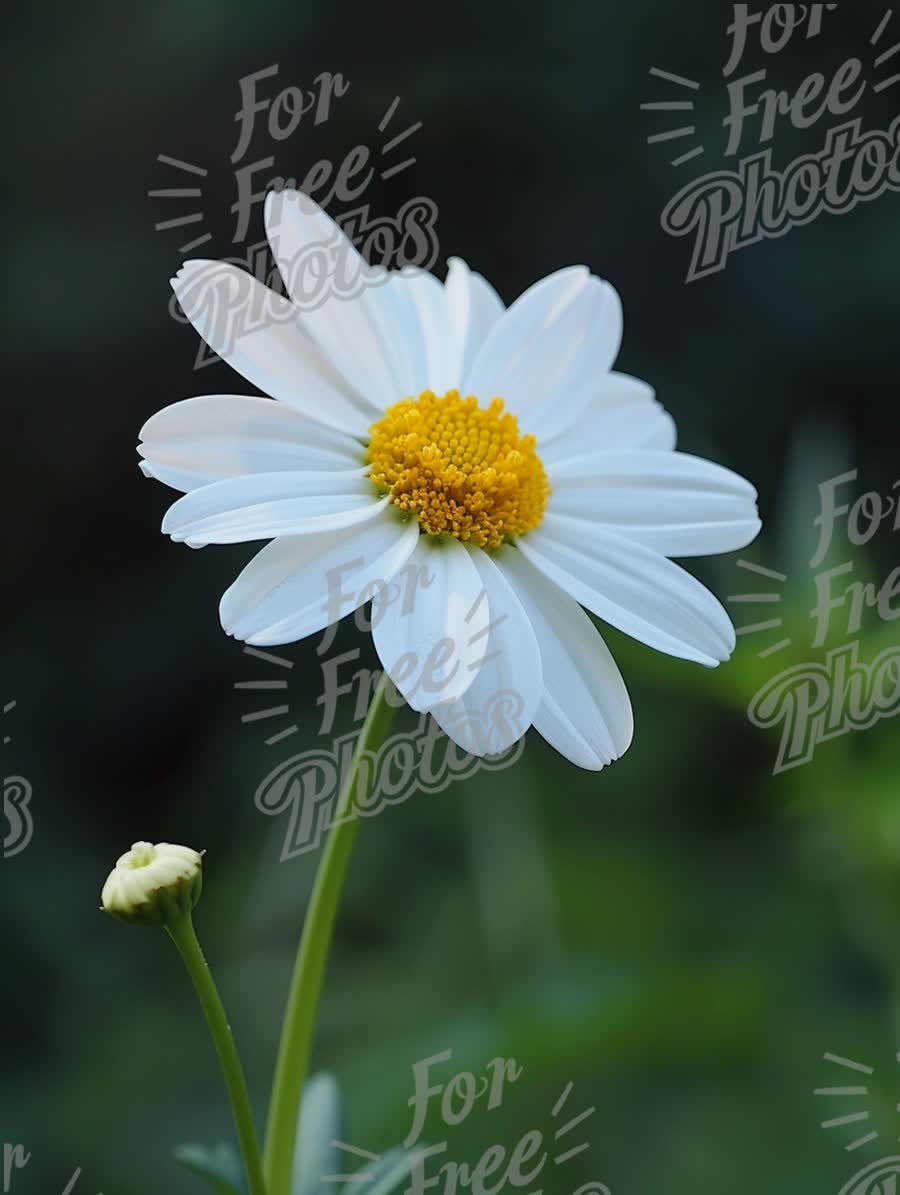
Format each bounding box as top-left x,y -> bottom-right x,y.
367,390 -> 550,548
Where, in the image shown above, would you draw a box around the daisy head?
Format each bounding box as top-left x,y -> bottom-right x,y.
140,190 -> 761,770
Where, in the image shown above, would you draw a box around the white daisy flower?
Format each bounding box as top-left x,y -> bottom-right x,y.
140,190 -> 760,771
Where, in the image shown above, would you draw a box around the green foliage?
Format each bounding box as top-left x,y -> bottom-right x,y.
293,1073 -> 341,1195
175,1144 -> 245,1195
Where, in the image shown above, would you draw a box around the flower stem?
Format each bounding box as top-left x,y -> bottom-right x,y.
263,673 -> 398,1195
166,912 -> 268,1195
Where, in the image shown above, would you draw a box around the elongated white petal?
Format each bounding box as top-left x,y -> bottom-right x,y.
464,268 -> 622,423
263,190 -> 403,408
445,257 -> 504,384
517,515 -> 735,667
171,260 -> 379,436
162,471 -> 380,544
498,546 -> 633,769
220,512 -> 420,645
397,268 -> 457,395
537,373 -> 676,457
377,261 -> 500,398
547,450 -> 761,556
371,536 -> 490,711
371,271 -> 430,396
431,550 -> 541,756
138,395 -> 364,491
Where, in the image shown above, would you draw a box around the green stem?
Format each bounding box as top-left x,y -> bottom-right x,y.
167,913 -> 268,1195
263,673 -> 398,1195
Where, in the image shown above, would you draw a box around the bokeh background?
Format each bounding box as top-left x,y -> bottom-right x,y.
4,1 -> 900,1192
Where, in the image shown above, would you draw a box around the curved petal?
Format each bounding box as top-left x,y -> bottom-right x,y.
431,549 -> 541,756
171,260 -> 378,436
371,271 -> 429,397
516,515 -> 735,667
537,373 -> 676,457
497,546 -> 634,770
220,511 -> 420,645
547,450 -> 761,556
371,536 -> 490,712
445,257 -> 504,384
263,190 -> 403,408
395,268 -> 456,395
463,268 -> 622,424
382,259 -> 503,398
162,471 -> 380,544
138,395 -> 364,492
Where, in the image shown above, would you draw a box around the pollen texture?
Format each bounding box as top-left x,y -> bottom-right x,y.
367,389 -> 550,548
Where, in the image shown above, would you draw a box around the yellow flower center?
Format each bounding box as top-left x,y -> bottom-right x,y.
367,390 -> 550,548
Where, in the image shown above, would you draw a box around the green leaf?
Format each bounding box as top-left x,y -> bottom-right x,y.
353,1147 -> 417,1195
174,1143 -> 245,1195
292,1072 -> 342,1195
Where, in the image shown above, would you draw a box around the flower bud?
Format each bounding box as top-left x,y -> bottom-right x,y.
101,841 -> 203,926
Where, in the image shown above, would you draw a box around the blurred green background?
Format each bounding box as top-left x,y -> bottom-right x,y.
4,1 -> 900,1192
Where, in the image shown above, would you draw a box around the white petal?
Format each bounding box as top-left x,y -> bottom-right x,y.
171,260 -> 379,436
162,471 -> 380,544
498,546 -> 633,769
138,395 -> 363,492
445,257 -> 504,384
517,515 -> 735,667
537,373 -> 676,457
396,268 -> 456,395
263,190 -> 403,408
431,550 -> 541,756
220,511 -> 420,645
371,272 -> 429,396
464,269 -> 622,423
371,536 -> 490,711
382,261 -> 502,397
547,450 -> 761,556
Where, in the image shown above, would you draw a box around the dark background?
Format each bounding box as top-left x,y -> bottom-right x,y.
3,2 -> 900,1192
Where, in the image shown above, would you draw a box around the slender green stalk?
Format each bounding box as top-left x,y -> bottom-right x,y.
263,674 -> 398,1195
166,913 -> 268,1195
